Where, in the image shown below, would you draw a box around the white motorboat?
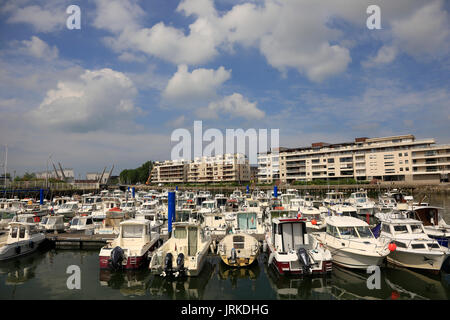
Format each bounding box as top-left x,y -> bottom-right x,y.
408,206 -> 450,248
56,201 -> 79,220
38,214 -> 65,232
0,222 -> 45,260
314,216 -> 392,269
376,215 -> 449,271
346,190 -> 376,216
233,211 -> 266,235
99,219 -> 161,270
150,222 -> 211,277
217,233 -> 259,267
266,217 -> 332,275
68,215 -> 96,233
202,211 -> 228,236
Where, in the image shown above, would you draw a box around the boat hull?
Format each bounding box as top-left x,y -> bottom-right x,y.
0,237 -> 45,261
325,245 -> 386,269
387,249 -> 448,271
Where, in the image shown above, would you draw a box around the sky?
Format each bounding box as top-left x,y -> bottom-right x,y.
0,0 -> 449,178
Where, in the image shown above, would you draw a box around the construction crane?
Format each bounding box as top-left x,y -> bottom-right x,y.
98,166 -> 107,184
58,162 -> 67,181
52,162 -> 61,180
106,165 -> 114,184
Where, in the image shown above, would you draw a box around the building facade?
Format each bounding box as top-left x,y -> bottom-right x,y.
35,168 -> 75,181
150,154 -> 250,184
86,172 -> 110,184
257,135 -> 449,184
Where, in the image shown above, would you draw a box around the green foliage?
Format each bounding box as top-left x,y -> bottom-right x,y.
14,172 -> 36,181
120,161 -> 154,184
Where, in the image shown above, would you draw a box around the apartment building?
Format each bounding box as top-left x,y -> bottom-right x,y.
149,159 -> 189,183
257,149 -> 282,183
150,154 -> 250,184
258,135 -> 449,184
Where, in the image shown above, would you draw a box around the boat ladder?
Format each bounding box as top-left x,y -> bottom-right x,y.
129,256 -> 137,265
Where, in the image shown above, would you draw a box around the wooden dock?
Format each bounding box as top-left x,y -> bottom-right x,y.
46,232 -> 115,249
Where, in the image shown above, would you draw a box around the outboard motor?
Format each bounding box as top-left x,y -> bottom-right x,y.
164,252 -> 173,275
229,247 -> 237,264
110,246 -> 125,270
297,247 -> 312,274
175,253 -> 185,277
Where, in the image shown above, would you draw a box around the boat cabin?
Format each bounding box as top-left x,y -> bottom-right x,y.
69,215 -> 95,231
271,218 -> 308,253
7,222 -> 40,244
325,216 -> 375,240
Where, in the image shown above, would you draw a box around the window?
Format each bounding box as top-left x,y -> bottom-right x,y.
399,153 -> 402,157
427,243 -> 440,249
381,224 -> 391,234
174,228 -> 187,239
394,241 -> 407,248
122,225 -> 143,238
410,225 -> 423,234
356,226 -> 373,238
411,243 -> 425,249
337,227 -> 358,239
10,226 -> 18,238
394,225 -> 408,233
19,227 -> 26,238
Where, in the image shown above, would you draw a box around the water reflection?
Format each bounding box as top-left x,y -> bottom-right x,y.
0,247 -> 46,286
384,266 -> 449,300
148,260 -> 216,299
217,259 -> 260,290
265,262 -> 332,300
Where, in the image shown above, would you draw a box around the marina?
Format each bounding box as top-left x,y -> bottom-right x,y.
0,188 -> 449,300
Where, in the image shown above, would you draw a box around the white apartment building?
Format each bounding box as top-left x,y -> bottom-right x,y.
257,149 -> 281,183
257,135 -> 450,184
150,154 -> 250,184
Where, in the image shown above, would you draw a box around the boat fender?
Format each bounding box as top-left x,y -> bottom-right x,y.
298,247 -> 312,274
15,246 -> 21,255
262,241 -> 267,253
110,246 -> 125,270
164,252 -> 173,273
268,252 -> 274,265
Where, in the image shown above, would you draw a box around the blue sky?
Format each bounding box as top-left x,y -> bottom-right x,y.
0,0 -> 449,177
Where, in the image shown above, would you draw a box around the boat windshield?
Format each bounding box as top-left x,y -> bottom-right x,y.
71,218 -> 80,226
238,213 -> 257,230
355,226 -> 373,238
48,217 -> 59,224
41,217 -> 49,225
122,225 -> 143,238
337,227 -> 359,239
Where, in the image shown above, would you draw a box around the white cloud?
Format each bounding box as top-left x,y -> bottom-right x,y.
17,36 -> 59,60
362,46 -> 398,68
391,0 -> 450,59
6,3 -> 66,33
199,93 -> 265,120
93,0 -> 144,33
29,68 -> 140,132
162,65 -> 231,106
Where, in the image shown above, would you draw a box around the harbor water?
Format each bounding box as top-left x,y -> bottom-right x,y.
1,193 -> 450,300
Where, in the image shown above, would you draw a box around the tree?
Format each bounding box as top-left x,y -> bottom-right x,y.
119,161 -> 154,184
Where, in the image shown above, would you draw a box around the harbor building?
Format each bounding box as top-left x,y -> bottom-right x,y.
258,135 -> 449,184
86,172 -> 110,184
150,153 -> 250,184
35,168 -> 75,182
